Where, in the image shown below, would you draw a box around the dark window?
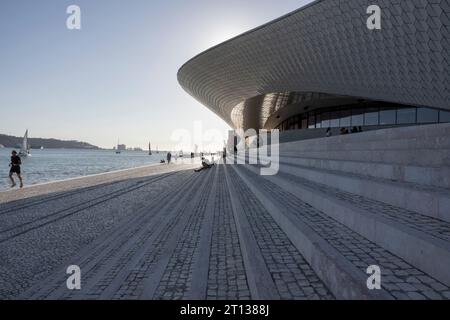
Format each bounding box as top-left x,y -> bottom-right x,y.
291,116 -> 297,130
379,108 -> 396,125
351,109 -> 364,126
417,108 -> 438,123
301,114 -> 308,129
364,108 -> 379,126
308,113 -> 315,129
339,109 -> 351,127
288,118 -> 294,130
315,113 -> 322,129
440,111 -> 450,123
397,108 -> 416,124
321,112 -> 331,128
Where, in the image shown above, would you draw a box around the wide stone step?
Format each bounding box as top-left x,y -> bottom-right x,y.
233,164 -> 450,299
275,162 -> 450,223
281,135 -> 450,153
223,165 -> 333,300
276,156 -> 450,190
278,149 -> 450,167
236,164 -> 450,288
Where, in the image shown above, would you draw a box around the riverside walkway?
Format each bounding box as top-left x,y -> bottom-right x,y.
0,163 -> 333,300
1,125 -> 450,300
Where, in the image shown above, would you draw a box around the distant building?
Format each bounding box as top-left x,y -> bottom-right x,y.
117,144 -> 126,151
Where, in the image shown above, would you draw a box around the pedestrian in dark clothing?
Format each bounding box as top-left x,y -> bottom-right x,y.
340,128 -> 349,135
9,150 -> 23,188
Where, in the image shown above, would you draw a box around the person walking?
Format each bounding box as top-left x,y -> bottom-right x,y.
9,150 -> 23,188
167,151 -> 172,164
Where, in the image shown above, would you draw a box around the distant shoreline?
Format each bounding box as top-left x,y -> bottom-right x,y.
0,133 -> 99,150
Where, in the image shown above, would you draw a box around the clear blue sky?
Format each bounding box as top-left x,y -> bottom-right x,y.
0,0 -> 311,150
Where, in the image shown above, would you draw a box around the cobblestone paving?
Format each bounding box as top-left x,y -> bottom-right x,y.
228,168 -> 333,300
0,170 -> 195,299
153,169 -> 215,300
59,171 -> 200,300
207,166 -> 250,300
6,161 -> 450,300
108,171 -> 211,299
0,178 -> 141,229
281,163 -> 450,242
238,165 -> 450,300
27,170 -> 202,300
0,174 -> 179,244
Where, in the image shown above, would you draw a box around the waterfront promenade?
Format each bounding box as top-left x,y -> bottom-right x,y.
1,125 -> 450,300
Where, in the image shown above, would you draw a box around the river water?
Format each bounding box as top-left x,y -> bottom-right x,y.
0,148 -> 171,191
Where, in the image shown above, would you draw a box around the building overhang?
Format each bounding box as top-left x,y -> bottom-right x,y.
178,0 -> 450,130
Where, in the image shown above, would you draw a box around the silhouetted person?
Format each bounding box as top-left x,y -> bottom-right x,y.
167,152 -> 172,164
351,126 -> 358,133
195,157 -> 215,172
326,128 -> 332,137
9,150 -> 23,188
358,126 -> 363,133
340,128 -> 349,135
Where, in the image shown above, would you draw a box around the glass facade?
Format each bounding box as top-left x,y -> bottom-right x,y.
397,108 -> 416,124
275,104 -> 450,132
379,108 -> 396,125
351,110 -> 364,126
364,108 -> 379,126
440,111 -> 450,122
417,108 -> 439,123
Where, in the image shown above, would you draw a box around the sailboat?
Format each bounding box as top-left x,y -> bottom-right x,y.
116,139 -> 121,154
19,130 -> 31,157
149,142 -> 152,156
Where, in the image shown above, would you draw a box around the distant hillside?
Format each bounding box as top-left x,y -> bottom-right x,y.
0,134 -> 99,149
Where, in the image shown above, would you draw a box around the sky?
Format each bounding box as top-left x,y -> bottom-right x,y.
0,0 -> 312,151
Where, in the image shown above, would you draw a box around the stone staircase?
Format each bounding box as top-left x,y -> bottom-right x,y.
231,123 -> 450,299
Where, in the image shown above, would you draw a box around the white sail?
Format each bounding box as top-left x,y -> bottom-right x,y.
20,130 -> 30,156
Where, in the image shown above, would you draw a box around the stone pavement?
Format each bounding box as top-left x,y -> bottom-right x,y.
0,162 -> 449,300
